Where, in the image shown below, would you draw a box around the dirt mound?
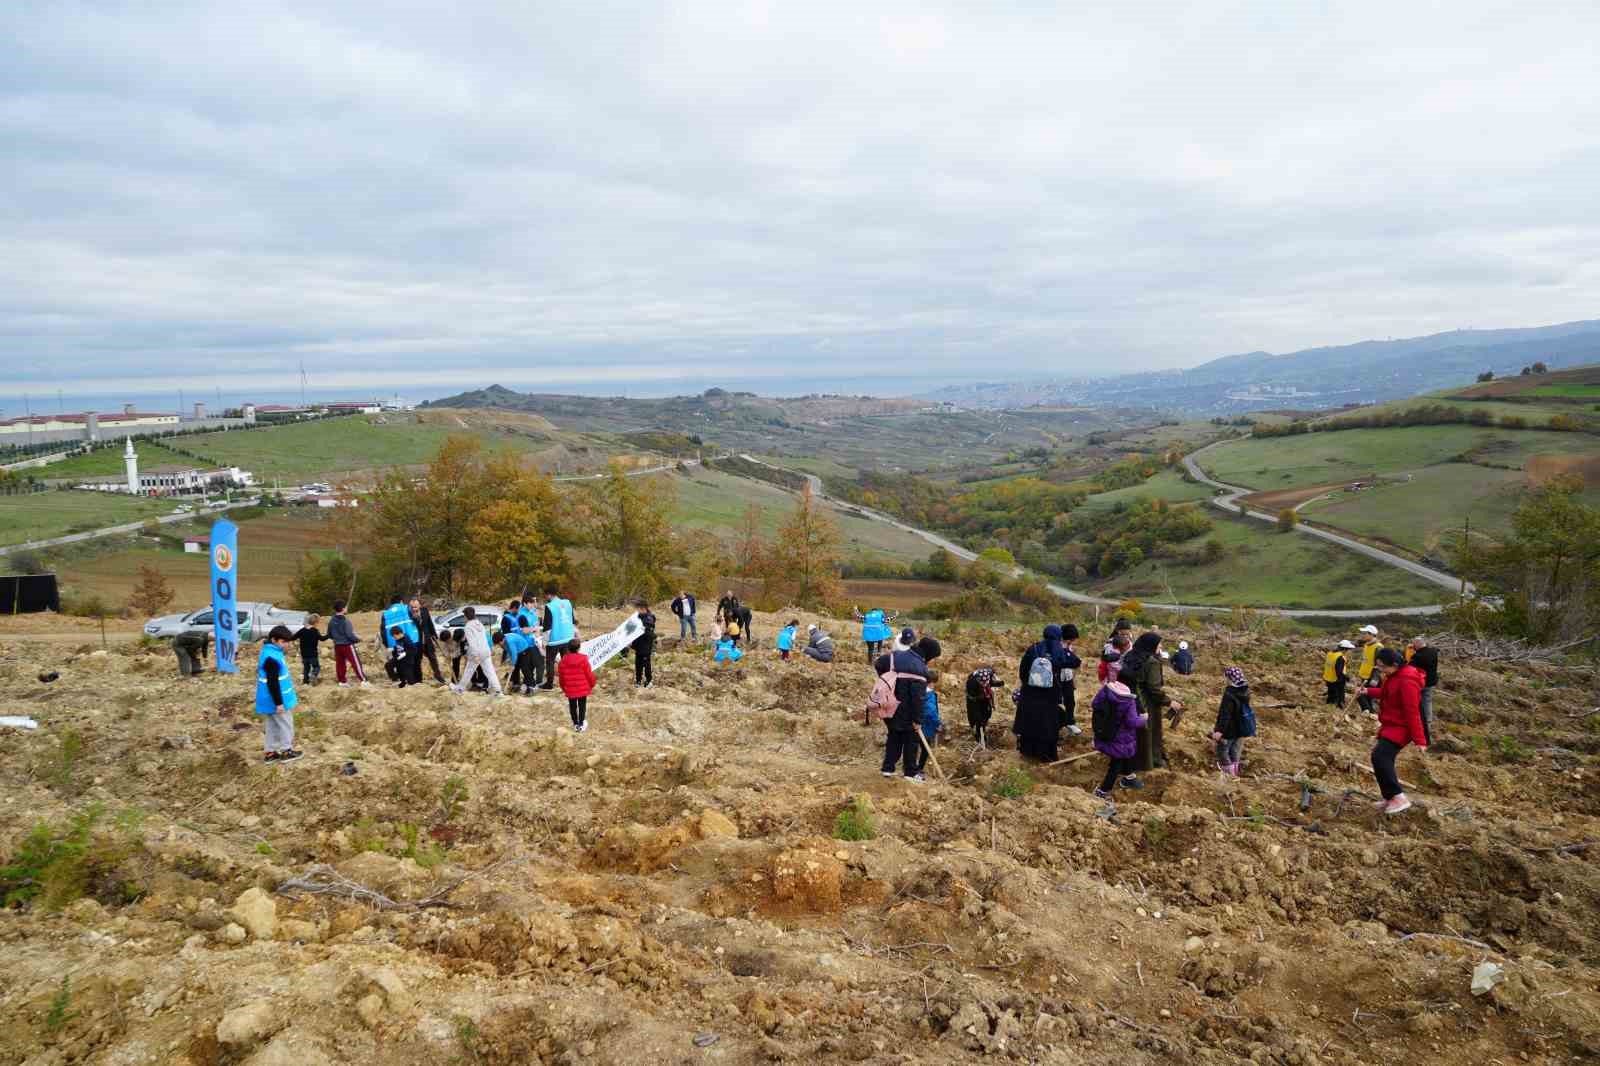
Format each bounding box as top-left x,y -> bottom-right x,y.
2,610 -> 1599,1064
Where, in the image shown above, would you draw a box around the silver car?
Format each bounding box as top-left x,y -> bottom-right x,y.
144,601 -> 306,641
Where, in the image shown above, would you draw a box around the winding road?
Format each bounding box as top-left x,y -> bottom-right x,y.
0,499 -> 258,557
741,453 -> 1452,619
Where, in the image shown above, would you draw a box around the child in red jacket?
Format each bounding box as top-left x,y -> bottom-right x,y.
557,638 -> 596,733
1365,647 -> 1428,815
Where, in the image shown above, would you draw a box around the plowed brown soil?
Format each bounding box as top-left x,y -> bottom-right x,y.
1,609 -> 1597,1065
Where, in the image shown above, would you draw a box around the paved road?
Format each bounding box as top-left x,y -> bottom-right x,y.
0,499 -> 258,557
740,454 -> 1446,618
1182,440 -> 1468,597
553,458 -> 702,482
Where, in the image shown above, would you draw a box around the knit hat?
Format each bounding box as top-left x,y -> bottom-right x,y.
1224,666 -> 1247,688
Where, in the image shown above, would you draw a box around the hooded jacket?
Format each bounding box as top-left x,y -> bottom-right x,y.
558,650 -> 596,698
1091,681 -> 1145,760
1370,664 -> 1427,747
1214,683 -> 1251,740
1118,633 -> 1169,714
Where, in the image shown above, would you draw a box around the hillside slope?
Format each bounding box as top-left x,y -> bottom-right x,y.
2,610 -> 1597,1064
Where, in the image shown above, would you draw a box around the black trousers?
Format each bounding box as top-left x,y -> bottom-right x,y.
568,696 -> 587,726
635,649 -> 653,685
1099,756 -> 1134,792
418,642 -> 444,683
1325,681 -> 1346,706
866,640 -> 883,664
1372,738 -> 1404,799
881,726 -> 918,776
542,646 -> 561,687
302,653 -> 320,684
1061,685 -> 1076,727
509,649 -> 537,689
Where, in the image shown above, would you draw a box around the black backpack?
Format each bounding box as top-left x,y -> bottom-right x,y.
1091,689 -> 1121,744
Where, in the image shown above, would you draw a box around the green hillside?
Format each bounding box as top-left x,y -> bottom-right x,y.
0,491 -> 176,548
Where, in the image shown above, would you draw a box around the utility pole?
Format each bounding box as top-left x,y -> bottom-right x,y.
1459,514 -> 1469,600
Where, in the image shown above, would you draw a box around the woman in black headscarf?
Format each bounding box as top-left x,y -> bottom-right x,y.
1015,625 -> 1066,761
1118,632 -> 1184,771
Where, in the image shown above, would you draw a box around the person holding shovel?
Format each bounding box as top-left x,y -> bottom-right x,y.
873,632 -> 930,782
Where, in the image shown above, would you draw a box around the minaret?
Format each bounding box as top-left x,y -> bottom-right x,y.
124,437 -> 139,494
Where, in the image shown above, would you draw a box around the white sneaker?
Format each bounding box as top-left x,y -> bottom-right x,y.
881,770 -> 896,778
1066,724 -> 1083,737
338,681 -> 348,688
359,681 -> 371,689
906,774 -> 927,783
579,720 -> 588,732
1383,794 -> 1412,815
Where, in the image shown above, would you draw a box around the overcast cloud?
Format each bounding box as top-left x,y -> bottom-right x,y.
3,1 -> 1598,399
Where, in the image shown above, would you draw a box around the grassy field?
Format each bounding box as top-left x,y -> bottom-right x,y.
0,491 -> 179,548
1297,463 -> 1525,557
1525,383 -> 1600,400
670,467 -> 932,563
29,440 -> 199,480
1077,469 -> 1217,512
1200,425 -> 1598,491
1084,513 -> 1446,609
54,510 -> 347,608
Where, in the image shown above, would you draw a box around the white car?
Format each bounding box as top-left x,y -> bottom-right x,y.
144,602 -> 307,641
435,605 -> 506,633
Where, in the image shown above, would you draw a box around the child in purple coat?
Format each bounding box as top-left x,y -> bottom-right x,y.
1090,676 -> 1147,799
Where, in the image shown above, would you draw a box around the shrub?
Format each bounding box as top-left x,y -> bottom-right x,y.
1114,598 -> 1143,620
989,767 -> 1036,800
1142,816 -> 1168,848
833,796 -> 877,841
1276,508 -> 1298,532
438,775 -> 469,823
0,804 -> 145,910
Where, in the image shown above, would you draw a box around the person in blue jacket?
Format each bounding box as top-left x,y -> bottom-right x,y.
854,606 -> 896,664
713,636 -> 744,665
913,669 -> 943,775
539,584 -> 577,690
775,619 -> 799,660
256,625 -> 302,763
380,594 -> 419,653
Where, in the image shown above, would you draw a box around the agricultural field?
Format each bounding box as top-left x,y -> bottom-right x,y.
1297,464 -> 1527,558
669,467 -> 932,564
1199,424 -> 1599,491
0,490 -> 177,548
1076,469 -> 1217,513
1082,512 -> 1446,610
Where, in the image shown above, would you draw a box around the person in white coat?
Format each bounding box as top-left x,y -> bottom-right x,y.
453,606 -> 505,697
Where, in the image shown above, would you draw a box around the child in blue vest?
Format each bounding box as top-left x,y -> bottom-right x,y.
775,620 -> 799,660
256,625 -> 302,763
496,629 -> 538,694
913,669 -> 942,774
388,625 -> 421,687
713,636 -> 744,665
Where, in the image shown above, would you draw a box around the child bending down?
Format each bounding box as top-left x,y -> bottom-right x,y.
914,669 -> 942,774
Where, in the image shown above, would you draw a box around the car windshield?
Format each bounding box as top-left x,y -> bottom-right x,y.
190,610 -> 213,625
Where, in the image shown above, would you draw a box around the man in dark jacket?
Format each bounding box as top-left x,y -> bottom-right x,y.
1120,632 -> 1182,771
1407,636 -> 1441,745
874,643 -> 930,780
736,603 -> 754,647
328,600 -> 368,687
633,601 -> 657,687
409,597 -> 445,685
671,591 -> 697,640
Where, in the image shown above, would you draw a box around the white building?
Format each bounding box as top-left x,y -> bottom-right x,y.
79,442 -> 256,495
0,405 -> 179,439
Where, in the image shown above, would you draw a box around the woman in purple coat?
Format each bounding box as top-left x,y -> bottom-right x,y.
1090,674 -> 1148,798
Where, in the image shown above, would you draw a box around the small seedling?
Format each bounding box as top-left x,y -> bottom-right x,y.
832,796 -> 877,841
48,730 -> 85,793
439,775 -> 469,823
1245,802 -> 1267,830
255,842 -> 275,856
1142,816 -> 1168,848
988,767 -> 1035,800
45,976 -> 79,1034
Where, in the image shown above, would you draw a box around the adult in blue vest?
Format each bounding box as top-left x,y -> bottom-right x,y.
381,595 -> 419,650
538,584 -> 577,690
256,625 -> 302,763
854,606 -> 896,664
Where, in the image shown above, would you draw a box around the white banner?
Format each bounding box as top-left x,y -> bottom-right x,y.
580,613 -> 644,671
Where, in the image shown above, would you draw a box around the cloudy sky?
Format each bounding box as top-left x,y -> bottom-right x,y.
3,1 -> 1598,402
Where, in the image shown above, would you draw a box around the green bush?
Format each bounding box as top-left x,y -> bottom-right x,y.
0,804 -> 145,910
989,767 -> 1035,800
832,796 -> 877,841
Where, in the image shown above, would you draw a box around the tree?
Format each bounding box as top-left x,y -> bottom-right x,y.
923,547 -> 960,583
732,503 -> 770,581
580,463 -> 679,605
1476,370 -> 1495,382
126,565 -> 174,617
463,500 -> 563,599
766,484 -> 843,609
979,546 -> 1017,568
1454,475 -> 1600,641
1276,508 -> 1298,532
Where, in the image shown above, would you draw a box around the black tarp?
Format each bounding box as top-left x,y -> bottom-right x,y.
1,573 -> 60,613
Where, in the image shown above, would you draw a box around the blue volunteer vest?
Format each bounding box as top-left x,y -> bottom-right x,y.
255,644 -> 298,715
546,597 -> 575,645
504,630 -> 531,660
382,602 -> 419,646
861,609 -> 891,642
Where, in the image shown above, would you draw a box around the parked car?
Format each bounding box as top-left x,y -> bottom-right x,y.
435,605 -> 506,633
143,601 -> 307,641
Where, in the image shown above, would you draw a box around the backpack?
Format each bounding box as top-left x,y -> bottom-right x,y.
1026,655 -> 1055,689
1091,689 -> 1121,744
1237,694 -> 1257,738
865,667 -> 901,723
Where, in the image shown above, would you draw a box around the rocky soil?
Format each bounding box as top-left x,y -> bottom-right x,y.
1,609 -> 1598,1065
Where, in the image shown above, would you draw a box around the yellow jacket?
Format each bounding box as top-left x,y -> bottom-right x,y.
1323,651 -> 1346,683
1358,640 -> 1382,681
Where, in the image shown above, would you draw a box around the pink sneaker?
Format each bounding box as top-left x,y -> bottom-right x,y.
1382,794 -> 1412,816
1229,763 -> 1242,778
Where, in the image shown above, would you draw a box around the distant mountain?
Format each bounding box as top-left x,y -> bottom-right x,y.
924,319 -> 1600,413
